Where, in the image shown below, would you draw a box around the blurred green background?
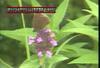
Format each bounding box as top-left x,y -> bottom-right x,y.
0,0 -> 98,68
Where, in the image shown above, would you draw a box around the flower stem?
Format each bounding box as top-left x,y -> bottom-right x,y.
18,0 -> 30,60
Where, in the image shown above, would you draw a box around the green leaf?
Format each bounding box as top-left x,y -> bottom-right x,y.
60,43 -> 97,58
63,19 -> 91,29
49,0 -> 69,30
78,65 -> 98,68
69,52 -> 98,64
48,54 -> 68,64
31,0 -> 41,6
55,35 -> 78,55
19,55 -> 40,68
58,15 -> 92,40
62,45 -> 96,56
6,0 -> 19,6
62,28 -> 98,41
84,0 -> 98,18
56,31 -> 71,40
91,65 -> 98,68
45,54 -> 68,68
23,0 -> 40,6
0,28 -> 36,43
62,15 -> 92,30
69,42 -> 88,48
70,14 -> 92,24
0,58 -> 12,68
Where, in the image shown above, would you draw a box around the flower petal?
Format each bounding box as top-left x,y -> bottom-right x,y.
38,51 -> 43,58
36,37 -> 43,43
28,36 -> 34,45
48,38 -> 57,46
46,50 -> 52,58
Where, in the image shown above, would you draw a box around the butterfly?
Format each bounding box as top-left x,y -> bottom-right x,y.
32,13 -> 50,31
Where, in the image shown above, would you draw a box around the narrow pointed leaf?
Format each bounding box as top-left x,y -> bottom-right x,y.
62,28 -> 98,41
85,0 -> 98,18
69,52 -> 98,64
0,28 -> 36,43
31,0 -> 41,6
48,54 -> 68,64
19,55 -> 40,68
49,0 -> 69,30
62,15 -> 92,30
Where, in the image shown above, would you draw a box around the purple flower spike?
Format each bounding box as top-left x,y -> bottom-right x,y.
46,50 -> 52,58
28,36 -> 34,45
36,37 -> 43,43
49,39 -> 57,46
38,51 -> 43,58
30,28 -> 58,58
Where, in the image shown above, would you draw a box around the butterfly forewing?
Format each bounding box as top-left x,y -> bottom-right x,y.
33,13 -> 50,31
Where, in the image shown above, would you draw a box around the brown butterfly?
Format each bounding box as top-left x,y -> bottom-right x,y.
32,13 -> 50,31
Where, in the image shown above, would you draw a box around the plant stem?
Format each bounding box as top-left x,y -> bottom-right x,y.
18,0 -> 30,60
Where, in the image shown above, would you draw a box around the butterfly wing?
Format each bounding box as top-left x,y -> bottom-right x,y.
33,13 -> 50,31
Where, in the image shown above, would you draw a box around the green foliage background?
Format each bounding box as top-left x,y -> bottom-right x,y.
0,0 -> 98,68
